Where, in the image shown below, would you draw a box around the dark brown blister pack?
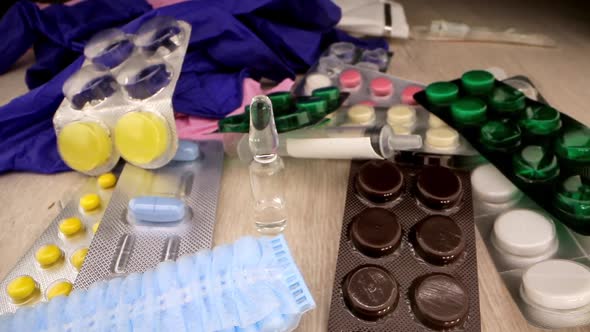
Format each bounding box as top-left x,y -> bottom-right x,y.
328,160 -> 481,332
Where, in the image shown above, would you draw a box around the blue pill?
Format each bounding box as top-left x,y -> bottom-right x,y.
128,196 -> 185,223
173,141 -> 200,161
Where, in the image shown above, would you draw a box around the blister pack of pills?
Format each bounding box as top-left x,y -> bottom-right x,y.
328,160 -> 481,331
218,90 -> 349,133
53,16 -> 191,175
318,42 -> 393,78
0,173 -> 118,314
470,162 -> 590,329
414,70 -> 590,235
297,62 -> 477,156
74,140 -> 224,289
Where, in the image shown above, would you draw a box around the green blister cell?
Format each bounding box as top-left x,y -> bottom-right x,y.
296,96 -> 328,121
461,70 -> 495,95
555,175 -> 590,219
480,120 -> 521,152
489,84 -> 526,115
218,113 -> 250,133
450,97 -> 487,126
425,81 -> 459,106
520,104 -> 561,136
312,86 -> 340,111
556,126 -> 590,162
267,91 -> 294,115
513,145 -> 559,182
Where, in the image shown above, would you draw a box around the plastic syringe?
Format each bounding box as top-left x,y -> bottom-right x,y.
236,124 -> 422,162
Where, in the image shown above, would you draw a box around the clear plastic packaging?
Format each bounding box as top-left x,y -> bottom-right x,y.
0,176 -> 116,314
54,16 -> 192,175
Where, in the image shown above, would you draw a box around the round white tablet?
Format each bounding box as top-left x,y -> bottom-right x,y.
348,104 -> 375,124
304,73 -> 332,95
425,127 -> 459,150
522,260 -> 590,310
387,105 -> 416,127
471,164 -> 521,204
428,114 -> 447,128
492,209 -> 556,257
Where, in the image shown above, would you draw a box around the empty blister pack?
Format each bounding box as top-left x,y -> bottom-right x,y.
53,16 -> 192,175
0,174 -> 117,314
328,160 -> 481,331
470,162 -> 590,329
0,235 -> 316,332
74,140 -> 224,289
414,70 -> 590,235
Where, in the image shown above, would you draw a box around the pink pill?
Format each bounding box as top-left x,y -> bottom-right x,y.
401,85 -> 423,105
339,69 -> 362,90
370,77 -> 393,97
359,100 -> 376,106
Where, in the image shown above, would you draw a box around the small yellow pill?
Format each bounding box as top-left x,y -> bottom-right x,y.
92,221 -> 100,234
80,193 -> 101,212
71,248 -> 89,270
6,276 -> 38,303
97,173 -> 117,189
59,217 -> 84,237
35,244 -> 63,268
46,281 -> 73,300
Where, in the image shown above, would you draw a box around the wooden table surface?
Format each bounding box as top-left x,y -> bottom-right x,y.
1,0 -> 590,331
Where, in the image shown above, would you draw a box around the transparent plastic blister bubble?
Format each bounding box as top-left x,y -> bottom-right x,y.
328,160 -> 481,332
0,175 -> 117,314
327,42 -> 392,71
295,62 -> 478,157
53,16 -> 192,175
74,140 -> 224,289
414,72 -> 590,236
470,162 -> 590,329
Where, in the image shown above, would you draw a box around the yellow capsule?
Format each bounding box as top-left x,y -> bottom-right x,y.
80,193 -> 101,212
92,221 -> 100,234
35,244 -> 63,268
6,276 -> 38,303
59,217 -> 84,237
97,173 -> 117,189
71,248 -> 89,270
46,281 -> 73,300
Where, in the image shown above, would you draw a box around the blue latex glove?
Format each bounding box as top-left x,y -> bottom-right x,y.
0,0 -> 387,173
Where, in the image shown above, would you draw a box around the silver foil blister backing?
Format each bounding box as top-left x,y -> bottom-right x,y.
74,140 -> 224,289
0,178 -> 114,314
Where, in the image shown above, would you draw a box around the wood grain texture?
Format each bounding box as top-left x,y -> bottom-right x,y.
1,0 -> 590,331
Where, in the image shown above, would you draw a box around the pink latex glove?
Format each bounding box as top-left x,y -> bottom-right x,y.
175,78 -> 294,140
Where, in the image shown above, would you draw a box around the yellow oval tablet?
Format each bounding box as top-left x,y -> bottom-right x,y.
6,276 -> 38,303
80,193 -> 101,212
35,244 -> 63,268
114,111 -> 170,165
97,173 -> 117,189
71,248 -> 89,270
57,122 -> 113,172
59,217 -> 84,237
92,221 -> 100,234
46,281 -> 73,300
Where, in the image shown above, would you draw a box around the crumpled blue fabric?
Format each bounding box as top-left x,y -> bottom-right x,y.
0,0 -> 387,173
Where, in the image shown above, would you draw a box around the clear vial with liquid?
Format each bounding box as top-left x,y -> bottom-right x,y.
249,95 -> 287,233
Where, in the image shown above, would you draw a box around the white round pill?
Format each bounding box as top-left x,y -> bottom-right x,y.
348,104 -> 375,124
471,164 -> 521,204
428,114 -> 447,128
522,260 -> 590,310
425,127 -> 459,150
492,209 -> 556,257
387,105 -> 416,127
304,73 -> 332,95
